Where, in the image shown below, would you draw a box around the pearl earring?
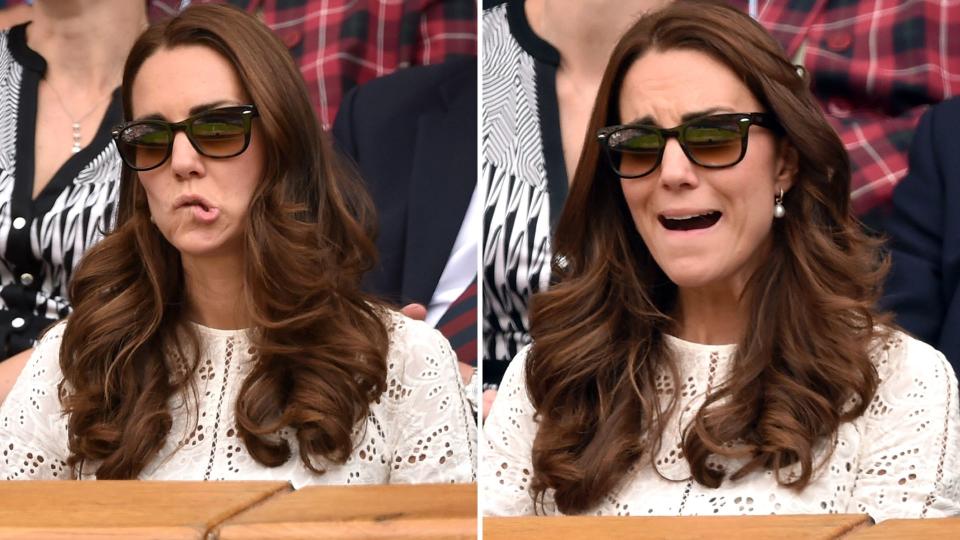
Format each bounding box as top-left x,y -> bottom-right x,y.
773,188 -> 786,218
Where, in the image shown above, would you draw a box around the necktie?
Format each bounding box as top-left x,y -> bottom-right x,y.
436,278 -> 477,367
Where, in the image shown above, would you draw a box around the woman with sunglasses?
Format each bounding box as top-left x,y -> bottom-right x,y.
482,0 -> 959,519
0,4 -> 475,484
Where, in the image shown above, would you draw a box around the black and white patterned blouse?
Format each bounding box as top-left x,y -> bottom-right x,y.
482,0 -> 567,388
0,24 -> 121,358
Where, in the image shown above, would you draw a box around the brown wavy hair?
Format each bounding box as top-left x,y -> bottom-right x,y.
59,4 -> 389,478
527,0 -> 891,513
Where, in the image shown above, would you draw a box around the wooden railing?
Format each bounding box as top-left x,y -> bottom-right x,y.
0,482 -> 476,539
484,514 -> 960,539
0,481 -> 957,539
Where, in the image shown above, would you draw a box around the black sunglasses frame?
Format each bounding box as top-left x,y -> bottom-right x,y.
596,112 -> 778,179
111,105 -> 259,172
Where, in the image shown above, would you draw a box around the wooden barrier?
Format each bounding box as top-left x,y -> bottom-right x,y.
1,482 -> 955,539
844,517 -> 960,539
483,514 -> 872,540
216,483 -> 477,539
0,480 -> 289,539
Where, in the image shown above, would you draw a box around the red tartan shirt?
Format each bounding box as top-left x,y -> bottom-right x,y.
728,0 -> 960,216
147,0 -> 477,129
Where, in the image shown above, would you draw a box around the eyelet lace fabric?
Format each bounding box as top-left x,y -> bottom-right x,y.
0,312 -> 476,485
481,330 -> 960,520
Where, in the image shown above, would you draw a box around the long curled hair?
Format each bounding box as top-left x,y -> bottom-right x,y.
527,0 -> 890,513
59,4 -> 389,478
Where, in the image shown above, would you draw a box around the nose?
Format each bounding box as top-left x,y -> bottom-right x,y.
657,138 -> 699,190
169,131 -> 204,180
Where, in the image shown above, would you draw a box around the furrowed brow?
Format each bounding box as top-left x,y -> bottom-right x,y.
132,100 -> 241,122
624,107 -> 736,127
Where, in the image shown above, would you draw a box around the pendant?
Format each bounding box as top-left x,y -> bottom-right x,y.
71,122 -> 82,154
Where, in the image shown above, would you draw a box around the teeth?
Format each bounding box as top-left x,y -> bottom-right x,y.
663,212 -> 715,220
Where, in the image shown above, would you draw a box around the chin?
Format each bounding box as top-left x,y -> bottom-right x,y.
168,237 -> 237,259
664,274 -> 717,289
658,262 -> 719,290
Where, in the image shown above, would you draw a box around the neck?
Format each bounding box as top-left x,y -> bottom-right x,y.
27,0 -> 148,91
674,283 -> 749,346
181,252 -> 249,331
527,0 -> 667,79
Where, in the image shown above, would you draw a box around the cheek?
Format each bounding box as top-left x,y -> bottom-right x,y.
228,160 -> 262,211
232,134 -> 265,204
619,181 -> 655,233
137,174 -> 165,212
723,184 -> 775,255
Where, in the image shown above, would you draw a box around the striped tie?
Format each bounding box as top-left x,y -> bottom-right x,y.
437,278 -> 477,367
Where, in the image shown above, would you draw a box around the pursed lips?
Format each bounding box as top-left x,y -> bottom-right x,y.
173,193 -> 215,212
172,193 -> 221,223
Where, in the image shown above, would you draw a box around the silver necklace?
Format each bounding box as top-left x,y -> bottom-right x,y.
44,79 -> 113,154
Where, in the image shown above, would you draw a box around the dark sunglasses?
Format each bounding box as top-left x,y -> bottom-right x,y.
596,112 -> 778,178
111,105 -> 259,171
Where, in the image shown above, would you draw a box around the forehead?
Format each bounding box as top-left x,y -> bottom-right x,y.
131,44 -> 249,119
617,48 -> 762,124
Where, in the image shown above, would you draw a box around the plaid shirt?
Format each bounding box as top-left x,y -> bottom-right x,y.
146,0 -> 477,128
729,0 -> 960,216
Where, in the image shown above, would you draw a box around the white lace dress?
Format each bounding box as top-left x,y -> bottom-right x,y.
0,312 -> 476,485
482,330 -> 960,520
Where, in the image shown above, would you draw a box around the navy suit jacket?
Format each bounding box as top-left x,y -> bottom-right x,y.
882,97 -> 960,376
333,57 -> 477,307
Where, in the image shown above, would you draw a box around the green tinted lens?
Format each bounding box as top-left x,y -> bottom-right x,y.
684,120 -> 743,166
609,127 -> 661,177
190,112 -> 247,157
120,123 -> 170,169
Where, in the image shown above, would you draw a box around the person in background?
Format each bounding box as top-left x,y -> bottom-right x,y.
0,4 -> 474,484
727,0 -> 960,229
333,57 -> 479,409
483,0 -> 958,519
147,0 -> 477,129
0,0 -> 28,28
0,0 -> 147,400
882,98 -> 960,377
482,0 -> 668,416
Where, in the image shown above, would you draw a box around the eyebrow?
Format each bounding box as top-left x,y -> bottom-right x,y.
133,100 -> 242,122
625,106 -> 736,127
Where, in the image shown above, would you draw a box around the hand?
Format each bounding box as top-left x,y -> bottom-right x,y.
458,361 -> 475,384
401,303 -> 427,321
482,389 -> 497,420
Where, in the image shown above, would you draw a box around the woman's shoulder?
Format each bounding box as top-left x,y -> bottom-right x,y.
382,308 -> 446,342
870,327 -> 955,382
21,320 -> 69,383
381,308 -> 458,374
864,327 -> 958,418
30,320 -> 68,363
0,320 -> 68,423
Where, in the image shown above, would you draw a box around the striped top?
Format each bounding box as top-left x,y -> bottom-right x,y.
482,0 -> 567,389
0,25 -> 121,358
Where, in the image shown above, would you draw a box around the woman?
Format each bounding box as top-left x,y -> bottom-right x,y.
0,4 -> 475,484
482,0 -> 959,520
0,0 -> 147,398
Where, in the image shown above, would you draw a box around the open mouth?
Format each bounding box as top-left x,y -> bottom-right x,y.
658,211 -> 722,231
